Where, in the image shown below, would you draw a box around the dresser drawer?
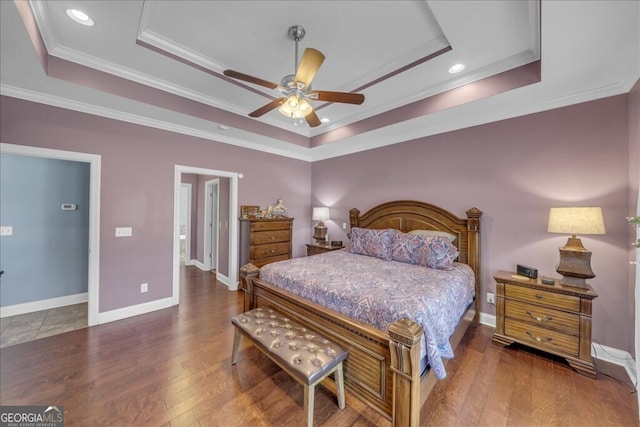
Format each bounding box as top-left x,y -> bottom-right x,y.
504,319 -> 579,356
251,229 -> 291,245
504,283 -> 580,312
505,299 -> 579,334
252,242 -> 290,259
251,221 -> 291,232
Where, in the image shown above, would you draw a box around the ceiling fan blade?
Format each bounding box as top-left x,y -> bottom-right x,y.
309,91 -> 365,105
223,69 -> 279,90
249,98 -> 286,117
294,48 -> 325,88
305,111 -> 321,128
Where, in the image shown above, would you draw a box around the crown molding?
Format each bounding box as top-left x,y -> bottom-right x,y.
0,84 -> 311,162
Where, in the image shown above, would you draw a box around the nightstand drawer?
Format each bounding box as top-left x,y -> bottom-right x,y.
504,284 -> 580,312
504,319 -> 579,356
505,300 -> 579,334
252,242 -> 290,259
251,230 -> 291,245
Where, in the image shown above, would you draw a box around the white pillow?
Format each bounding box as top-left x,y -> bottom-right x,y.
407,229 -> 456,242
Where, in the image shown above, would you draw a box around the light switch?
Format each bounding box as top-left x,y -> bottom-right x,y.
0,226 -> 13,236
115,227 -> 133,237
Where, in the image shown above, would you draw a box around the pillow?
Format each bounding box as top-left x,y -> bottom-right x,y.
408,229 -> 456,243
391,232 -> 458,270
348,227 -> 395,260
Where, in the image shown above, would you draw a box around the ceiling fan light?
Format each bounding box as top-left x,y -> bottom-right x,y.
297,99 -> 313,117
279,96 -> 313,119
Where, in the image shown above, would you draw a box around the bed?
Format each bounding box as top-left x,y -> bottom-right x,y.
239,200 -> 482,426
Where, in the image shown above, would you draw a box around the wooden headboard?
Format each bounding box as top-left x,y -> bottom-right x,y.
349,200 -> 482,300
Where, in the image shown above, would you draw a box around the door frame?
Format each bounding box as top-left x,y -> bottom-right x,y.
173,165 -> 240,304
179,183 -> 192,265
204,179 -> 219,271
0,142 -> 101,326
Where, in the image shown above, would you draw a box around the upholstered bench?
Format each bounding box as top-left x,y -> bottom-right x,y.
231,307 -> 348,426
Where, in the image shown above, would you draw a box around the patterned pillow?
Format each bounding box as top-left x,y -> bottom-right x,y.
391,232 -> 458,270
348,227 -> 395,261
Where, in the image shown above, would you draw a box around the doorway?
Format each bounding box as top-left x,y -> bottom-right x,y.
0,143 -> 101,327
172,165 -> 240,306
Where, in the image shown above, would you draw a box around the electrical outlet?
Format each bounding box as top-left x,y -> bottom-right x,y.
487,292 -> 495,304
141,283 -> 148,293
115,227 -> 133,237
342,222 -> 347,230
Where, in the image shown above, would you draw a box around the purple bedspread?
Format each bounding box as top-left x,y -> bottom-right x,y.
259,250 -> 475,379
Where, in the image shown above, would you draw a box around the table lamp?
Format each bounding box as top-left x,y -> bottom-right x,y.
312,207 -> 330,243
547,206 -> 606,289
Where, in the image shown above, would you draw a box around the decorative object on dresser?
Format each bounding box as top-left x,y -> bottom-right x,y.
312,207 -> 330,243
492,270 -> 598,377
306,242 -> 343,256
267,198 -> 288,217
240,205 -> 260,219
547,206 -> 606,289
239,217 -> 294,271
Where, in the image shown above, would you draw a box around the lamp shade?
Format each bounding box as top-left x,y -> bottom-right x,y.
312,207 -> 330,221
548,207 -> 606,235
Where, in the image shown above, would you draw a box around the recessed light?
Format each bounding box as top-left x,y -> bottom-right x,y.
320,117 -> 330,123
66,9 -> 94,26
448,63 -> 465,74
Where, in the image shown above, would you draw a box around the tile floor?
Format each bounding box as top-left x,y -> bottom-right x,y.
0,303 -> 87,348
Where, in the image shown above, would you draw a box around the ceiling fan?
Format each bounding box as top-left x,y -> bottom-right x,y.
223,25 -> 365,127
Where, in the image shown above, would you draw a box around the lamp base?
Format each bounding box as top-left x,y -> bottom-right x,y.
313,222 -> 327,243
558,275 -> 590,289
555,237 -> 595,289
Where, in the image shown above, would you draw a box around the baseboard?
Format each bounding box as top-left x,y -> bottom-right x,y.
592,342 -> 637,387
216,272 -> 233,289
0,292 -> 88,318
194,260 -> 207,271
479,310 -> 637,387
184,258 -> 195,266
479,312 -> 496,327
98,297 -> 173,325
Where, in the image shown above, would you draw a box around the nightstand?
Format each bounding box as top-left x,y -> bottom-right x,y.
492,270 -> 598,377
306,242 -> 343,256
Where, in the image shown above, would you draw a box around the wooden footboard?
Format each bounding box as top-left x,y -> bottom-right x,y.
240,266 -> 477,425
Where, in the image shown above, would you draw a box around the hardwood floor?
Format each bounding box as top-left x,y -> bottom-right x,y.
0,266 -> 637,426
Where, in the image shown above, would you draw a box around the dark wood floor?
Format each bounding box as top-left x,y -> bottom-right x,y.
1,266 -> 637,426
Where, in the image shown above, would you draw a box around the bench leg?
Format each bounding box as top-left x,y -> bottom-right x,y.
231,327 -> 242,365
304,384 -> 315,427
334,362 -> 345,409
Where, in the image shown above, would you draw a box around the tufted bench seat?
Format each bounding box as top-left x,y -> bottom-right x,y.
231,307 -> 348,426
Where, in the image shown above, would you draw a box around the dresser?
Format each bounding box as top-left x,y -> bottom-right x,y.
492,270 -> 598,377
239,217 -> 294,270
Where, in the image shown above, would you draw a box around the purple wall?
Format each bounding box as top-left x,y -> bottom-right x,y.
0,96 -> 311,312
1,92 -> 636,354
312,95 -> 634,354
